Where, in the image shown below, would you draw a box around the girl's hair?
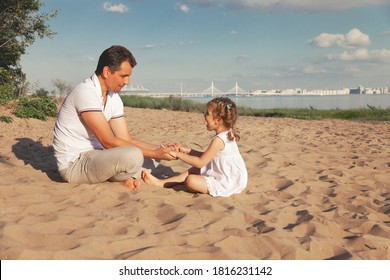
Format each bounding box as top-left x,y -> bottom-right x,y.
207,97 -> 240,141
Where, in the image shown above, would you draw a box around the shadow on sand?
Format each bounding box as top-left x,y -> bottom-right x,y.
12,137 -> 63,182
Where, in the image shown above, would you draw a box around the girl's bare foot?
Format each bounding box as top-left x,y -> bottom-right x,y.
141,170 -> 163,187
123,177 -> 141,190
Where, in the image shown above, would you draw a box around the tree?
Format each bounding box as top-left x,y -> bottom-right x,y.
35,87 -> 49,97
53,79 -> 73,98
0,0 -> 57,99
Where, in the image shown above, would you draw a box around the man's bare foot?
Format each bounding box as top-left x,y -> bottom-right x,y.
123,177 -> 141,190
141,170 -> 164,187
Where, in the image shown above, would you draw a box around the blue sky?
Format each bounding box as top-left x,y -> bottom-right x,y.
21,0 -> 390,93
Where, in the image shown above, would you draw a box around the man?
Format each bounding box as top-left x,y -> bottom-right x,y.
53,45 -> 175,190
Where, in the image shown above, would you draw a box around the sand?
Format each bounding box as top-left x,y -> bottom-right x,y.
0,107 -> 389,260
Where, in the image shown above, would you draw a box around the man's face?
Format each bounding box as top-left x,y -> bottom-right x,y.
106,61 -> 132,93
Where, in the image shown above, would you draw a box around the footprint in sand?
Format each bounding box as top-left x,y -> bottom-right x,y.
162,213 -> 187,225
378,204 -> 390,215
324,249 -> 353,260
366,224 -> 390,239
156,206 -> 187,226
298,223 -> 316,246
317,168 -> 344,183
275,179 -> 294,191
283,210 -> 313,231
247,219 -> 275,234
266,190 -> 294,200
322,205 -> 338,212
3,224 -> 80,251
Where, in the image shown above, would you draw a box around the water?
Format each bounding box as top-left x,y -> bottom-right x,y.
185,94 -> 390,110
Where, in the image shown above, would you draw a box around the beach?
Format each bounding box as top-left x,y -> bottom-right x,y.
0,107 -> 389,260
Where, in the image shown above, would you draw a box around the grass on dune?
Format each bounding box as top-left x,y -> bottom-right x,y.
121,95 -> 390,121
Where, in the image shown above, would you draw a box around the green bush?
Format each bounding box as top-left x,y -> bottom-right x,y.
121,95 -> 204,112
0,83 -> 16,105
0,116 -> 13,123
14,95 -> 57,121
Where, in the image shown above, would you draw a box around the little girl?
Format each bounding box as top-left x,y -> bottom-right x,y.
142,97 -> 248,197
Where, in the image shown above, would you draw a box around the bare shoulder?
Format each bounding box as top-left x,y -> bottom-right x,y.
209,135 -> 225,151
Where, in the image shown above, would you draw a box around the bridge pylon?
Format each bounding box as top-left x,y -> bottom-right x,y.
226,81 -> 248,96
202,82 -> 224,96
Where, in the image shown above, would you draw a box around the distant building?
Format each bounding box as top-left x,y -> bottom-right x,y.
350,85 -> 364,94
350,85 -> 389,94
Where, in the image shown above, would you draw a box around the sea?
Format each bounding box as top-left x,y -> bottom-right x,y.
184,94 -> 390,110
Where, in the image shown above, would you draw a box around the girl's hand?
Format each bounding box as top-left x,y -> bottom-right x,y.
178,146 -> 191,154
169,150 -> 179,159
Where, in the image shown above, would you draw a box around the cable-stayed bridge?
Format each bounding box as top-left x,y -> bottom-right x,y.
199,81 -> 249,97
120,84 -> 149,95
122,82 -> 249,97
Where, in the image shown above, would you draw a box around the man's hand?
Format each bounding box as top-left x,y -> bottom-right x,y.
161,142 -> 181,149
154,146 -> 177,161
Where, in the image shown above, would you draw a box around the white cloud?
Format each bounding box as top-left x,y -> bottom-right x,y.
230,30 -> 238,35
140,44 -> 166,50
303,65 -> 327,74
308,33 -> 345,48
344,66 -> 361,74
103,2 -> 128,13
308,28 -> 370,48
142,44 -> 158,49
179,41 -> 194,45
186,0 -> 390,12
380,30 -> 390,36
328,48 -> 390,61
345,28 -> 371,46
175,3 -> 191,13
237,54 -> 248,62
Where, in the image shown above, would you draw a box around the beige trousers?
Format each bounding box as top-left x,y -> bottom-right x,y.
59,146 -> 143,184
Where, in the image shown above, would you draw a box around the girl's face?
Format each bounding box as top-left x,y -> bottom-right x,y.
204,106 -> 220,131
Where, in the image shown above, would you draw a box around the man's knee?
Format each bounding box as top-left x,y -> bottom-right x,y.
122,146 -> 144,169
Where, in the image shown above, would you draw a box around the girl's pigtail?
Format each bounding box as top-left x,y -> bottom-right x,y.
231,126 -> 240,142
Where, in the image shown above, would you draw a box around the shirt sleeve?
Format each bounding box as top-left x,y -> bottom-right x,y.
73,87 -> 102,115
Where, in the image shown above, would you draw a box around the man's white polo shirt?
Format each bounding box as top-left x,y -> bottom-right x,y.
53,74 -> 124,171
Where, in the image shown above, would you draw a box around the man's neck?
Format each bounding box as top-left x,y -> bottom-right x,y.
97,74 -> 108,98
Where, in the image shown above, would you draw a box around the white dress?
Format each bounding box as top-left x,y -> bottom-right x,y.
200,131 -> 248,197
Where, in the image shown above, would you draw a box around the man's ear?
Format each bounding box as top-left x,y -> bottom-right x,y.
102,66 -> 111,78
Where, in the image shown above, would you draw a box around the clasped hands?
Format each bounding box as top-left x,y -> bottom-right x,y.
157,142 -> 190,160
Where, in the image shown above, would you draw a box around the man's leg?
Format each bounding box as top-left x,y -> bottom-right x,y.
64,146 -> 143,184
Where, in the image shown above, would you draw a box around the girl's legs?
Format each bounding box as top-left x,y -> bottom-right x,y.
142,169 -> 190,188
142,167 -> 208,194
184,174 -> 209,194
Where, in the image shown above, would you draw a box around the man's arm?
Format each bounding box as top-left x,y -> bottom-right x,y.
108,116 -> 159,150
81,112 -> 174,160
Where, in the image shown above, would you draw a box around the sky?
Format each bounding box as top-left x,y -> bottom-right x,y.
21,0 -> 390,93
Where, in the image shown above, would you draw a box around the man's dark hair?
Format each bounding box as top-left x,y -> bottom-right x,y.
95,45 -> 137,75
